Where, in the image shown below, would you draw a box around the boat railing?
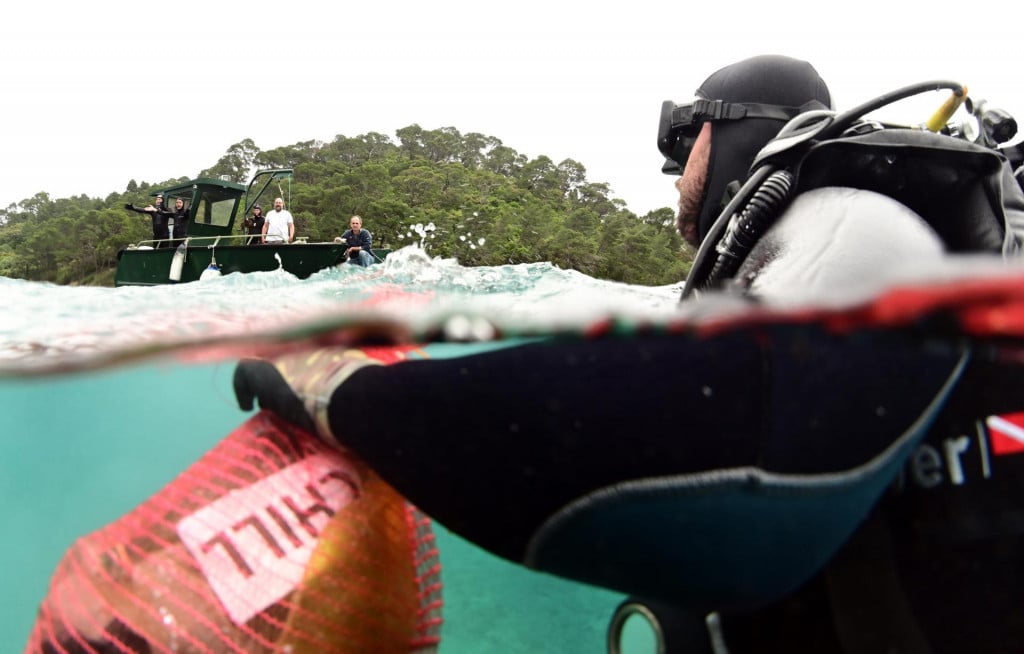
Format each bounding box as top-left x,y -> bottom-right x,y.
124,234 -> 318,250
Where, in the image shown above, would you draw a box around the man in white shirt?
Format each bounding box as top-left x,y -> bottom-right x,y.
262,197 -> 295,244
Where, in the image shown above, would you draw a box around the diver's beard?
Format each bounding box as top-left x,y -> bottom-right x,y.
675,208 -> 698,248
675,169 -> 706,248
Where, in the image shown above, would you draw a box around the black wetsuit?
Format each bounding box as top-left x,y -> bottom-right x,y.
316,306 -> 1024,653
126,200 -> 170,245
244,213 -> 265,245
167,205 -> 189,240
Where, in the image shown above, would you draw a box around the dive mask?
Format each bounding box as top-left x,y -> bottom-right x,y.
658,98 -> 821,175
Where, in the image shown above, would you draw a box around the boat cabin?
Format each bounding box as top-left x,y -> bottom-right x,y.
146,168 -> 294,241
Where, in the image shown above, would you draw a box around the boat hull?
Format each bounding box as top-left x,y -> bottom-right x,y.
114,243 -> 389,286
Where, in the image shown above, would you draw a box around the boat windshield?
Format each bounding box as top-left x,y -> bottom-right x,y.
193,188 -> 239,227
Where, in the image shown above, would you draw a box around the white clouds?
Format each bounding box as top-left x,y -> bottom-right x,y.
1,2 -> 1021,215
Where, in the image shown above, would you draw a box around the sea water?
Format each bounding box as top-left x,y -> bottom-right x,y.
0,246 -> 681,653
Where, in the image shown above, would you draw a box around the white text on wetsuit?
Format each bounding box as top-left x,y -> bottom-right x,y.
894,422 -> 992,491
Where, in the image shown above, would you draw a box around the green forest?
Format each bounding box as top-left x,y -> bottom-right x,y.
0,125 -> 693,287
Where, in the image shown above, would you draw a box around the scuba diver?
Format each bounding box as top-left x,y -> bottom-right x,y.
232,55 -> 1024,652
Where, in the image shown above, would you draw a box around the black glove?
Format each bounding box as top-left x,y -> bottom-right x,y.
233,350 -> 382,445
233,359 -> 317,434
124,203 -> 134,210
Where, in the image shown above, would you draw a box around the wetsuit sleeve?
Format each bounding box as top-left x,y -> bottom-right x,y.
323,328 -> 967,565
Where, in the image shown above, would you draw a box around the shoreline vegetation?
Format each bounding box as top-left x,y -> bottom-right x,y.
0,125 -> 692,287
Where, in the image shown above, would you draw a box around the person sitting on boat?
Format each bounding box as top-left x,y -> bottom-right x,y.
243,204 -> 265,245
124,192 -> 170,247
262,197 -> 294,244
233,54 -> 1024,653
167,197 -> 190,241
342,215 -> 373,266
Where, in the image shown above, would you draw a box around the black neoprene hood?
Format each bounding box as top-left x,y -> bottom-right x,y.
693,54 -> 832,242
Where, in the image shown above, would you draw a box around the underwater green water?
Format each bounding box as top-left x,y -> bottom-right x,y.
0,254 -> 683,652
0,358 -> 633,652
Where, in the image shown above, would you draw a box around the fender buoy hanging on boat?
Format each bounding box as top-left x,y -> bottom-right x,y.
169,242 -> 187,281
200,263 -> 221,281
200,253 -> 221,281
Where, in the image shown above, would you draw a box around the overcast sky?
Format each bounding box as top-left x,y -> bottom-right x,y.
2,2 -> 1021,217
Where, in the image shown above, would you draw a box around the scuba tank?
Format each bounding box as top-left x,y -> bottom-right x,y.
168,241 -> 187,282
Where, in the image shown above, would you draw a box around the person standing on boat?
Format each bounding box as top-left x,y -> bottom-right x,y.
262,197 -> 294,244
342,215 -> 373,266
167,197 -> 190,241
124,192 -> 171,247
243,204 -> 265,245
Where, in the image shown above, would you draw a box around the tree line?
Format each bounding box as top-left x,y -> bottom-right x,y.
0,125 -> 693,286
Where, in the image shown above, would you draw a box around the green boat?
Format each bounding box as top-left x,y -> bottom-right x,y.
115,168 -> 390,287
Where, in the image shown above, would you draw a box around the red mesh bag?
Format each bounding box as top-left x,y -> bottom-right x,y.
25,411 -> 442,653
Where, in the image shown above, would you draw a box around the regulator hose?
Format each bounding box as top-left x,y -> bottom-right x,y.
704,170 -> 795,288
818,80 -> 965,140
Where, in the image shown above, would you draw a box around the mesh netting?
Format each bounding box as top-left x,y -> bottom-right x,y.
26,411 -> 442,653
